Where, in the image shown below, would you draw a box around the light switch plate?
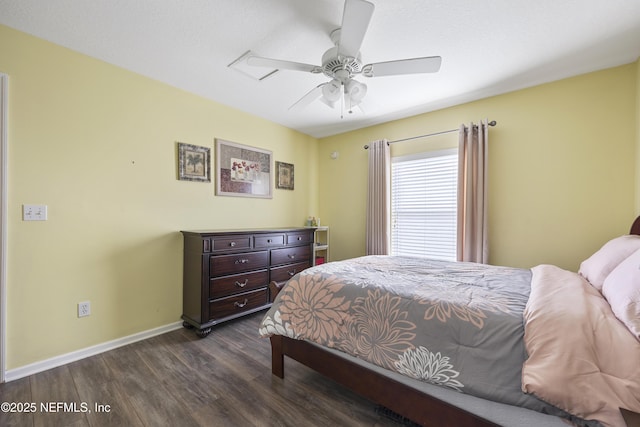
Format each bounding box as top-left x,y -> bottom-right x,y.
23,204 -> 48,221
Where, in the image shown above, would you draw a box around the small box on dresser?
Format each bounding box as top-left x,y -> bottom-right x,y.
181,227 -> 315,337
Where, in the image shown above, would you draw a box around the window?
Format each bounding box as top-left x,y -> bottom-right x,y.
391,149 -> 457,261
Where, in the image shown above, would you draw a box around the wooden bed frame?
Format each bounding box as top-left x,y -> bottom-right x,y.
270,335 -> 498,427
268,216 -> 640,427
631,215 -> 640,235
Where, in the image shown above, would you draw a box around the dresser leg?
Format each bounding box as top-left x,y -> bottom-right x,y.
182,321 -> 195,330
196,327 -> 212,338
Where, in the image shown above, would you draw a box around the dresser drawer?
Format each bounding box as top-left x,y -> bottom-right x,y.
271,261 -> 311,283
208,288 -> 268,320
287,231 -> 313,245
212,234 -> 252,252
210,269 -> 269,299
254,233 -> 285,248
271,245 -> 311,266
210,251 -> 269,277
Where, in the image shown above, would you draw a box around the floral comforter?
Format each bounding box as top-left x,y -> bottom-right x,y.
259,255 -> 572,421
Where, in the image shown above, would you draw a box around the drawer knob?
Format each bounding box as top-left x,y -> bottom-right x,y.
234,299 -> 248,308
288,269 -> 297,277
297,236 -> 302,241
235,279 -> 249,288
267,239 -> 272,243
288,254 -> 296,259
230,242 -> 236,247
234,259 -> 249,264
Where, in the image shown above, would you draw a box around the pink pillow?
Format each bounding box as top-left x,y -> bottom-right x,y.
602,248 -> 640,340
579,235 -> 640,290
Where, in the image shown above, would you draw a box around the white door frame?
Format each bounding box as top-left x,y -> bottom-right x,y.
0,73 -> 8,382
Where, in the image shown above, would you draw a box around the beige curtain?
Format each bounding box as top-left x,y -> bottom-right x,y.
366,139 -> 391,255
457,120 -> 489,263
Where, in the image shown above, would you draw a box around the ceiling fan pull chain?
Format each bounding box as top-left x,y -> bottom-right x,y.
340,84 -> 344,119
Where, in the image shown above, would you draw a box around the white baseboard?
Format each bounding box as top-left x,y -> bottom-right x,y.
4,321 -> 183,382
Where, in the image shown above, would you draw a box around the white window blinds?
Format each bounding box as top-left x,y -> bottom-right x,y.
391,149 -> 457,261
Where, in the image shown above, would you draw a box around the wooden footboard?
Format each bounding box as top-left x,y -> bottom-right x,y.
269,335 -> 498,427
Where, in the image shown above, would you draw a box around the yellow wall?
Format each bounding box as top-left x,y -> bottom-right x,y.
319,62 -> 638,270
0,25 -> 318,369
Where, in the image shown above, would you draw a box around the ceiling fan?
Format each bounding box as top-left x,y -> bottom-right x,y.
246,0 -> 442,115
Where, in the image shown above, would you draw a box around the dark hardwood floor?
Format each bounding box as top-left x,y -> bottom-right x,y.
0,313 -> 411,427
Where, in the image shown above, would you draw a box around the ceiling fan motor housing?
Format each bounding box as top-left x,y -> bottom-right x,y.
321,46 -> 362,82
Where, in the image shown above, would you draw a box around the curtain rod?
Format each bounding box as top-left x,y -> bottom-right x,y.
363,120 -> 497,149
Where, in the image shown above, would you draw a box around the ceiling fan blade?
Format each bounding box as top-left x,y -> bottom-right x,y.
362,56 -> 442,77
288,84 -> 325,111
337,0 -> 375,58
246,56 -> 322,74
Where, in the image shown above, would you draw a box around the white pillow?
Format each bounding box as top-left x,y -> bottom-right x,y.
579,235 -> 640,290
602,248 -> 640,340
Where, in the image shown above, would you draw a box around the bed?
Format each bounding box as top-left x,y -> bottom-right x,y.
259,217 -> 640,427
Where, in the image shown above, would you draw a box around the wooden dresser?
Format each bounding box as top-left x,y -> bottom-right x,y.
181,227 -> 315,337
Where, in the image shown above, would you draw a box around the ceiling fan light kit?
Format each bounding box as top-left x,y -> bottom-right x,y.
245,0 -> 442,115
322,79 -> 342,103
345,79 -> 367,103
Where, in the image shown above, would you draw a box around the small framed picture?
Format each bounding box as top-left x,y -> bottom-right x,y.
275,161 -> 294,190
177,142 -> 211,182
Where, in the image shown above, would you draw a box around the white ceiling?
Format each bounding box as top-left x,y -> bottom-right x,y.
1,0 -> 640,138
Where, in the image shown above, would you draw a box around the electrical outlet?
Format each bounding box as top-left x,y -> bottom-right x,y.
78,301 -> 91,318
